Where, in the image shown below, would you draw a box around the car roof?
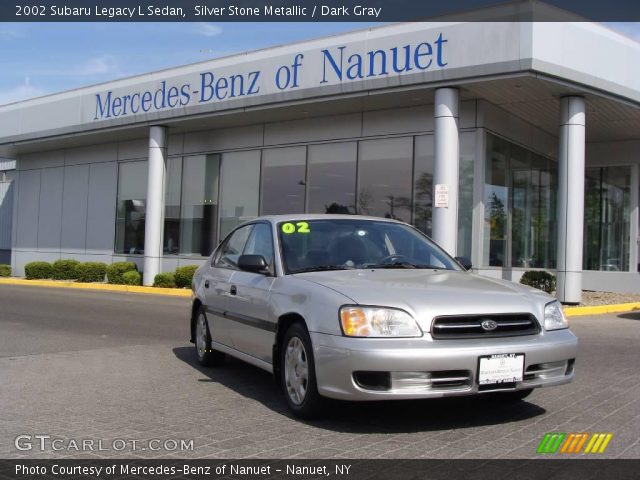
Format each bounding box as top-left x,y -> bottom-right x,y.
243,214 -> 407,225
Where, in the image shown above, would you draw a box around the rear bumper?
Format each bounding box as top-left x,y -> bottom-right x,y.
310,329 -> 578,400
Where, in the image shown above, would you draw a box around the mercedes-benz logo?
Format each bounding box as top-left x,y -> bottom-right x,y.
481,319 -> 498,331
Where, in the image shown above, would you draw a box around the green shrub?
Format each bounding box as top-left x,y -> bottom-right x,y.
76,262 -> 107,283
106,261 -> 138,284
0,264 -> 10,277
153,272 -> 176,288
24,261 -> 53,280
520,270 -> 556,294
52,259 -> 81,280
174,265 -> 199,289
122,270 -> 142,286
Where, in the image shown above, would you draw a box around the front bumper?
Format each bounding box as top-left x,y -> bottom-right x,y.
311,329 -> 578,400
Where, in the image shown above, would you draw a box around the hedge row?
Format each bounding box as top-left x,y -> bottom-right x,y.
0,264 -> 11,277
122,270 -> 142,286
22,260 -> 138,284
154,265 -> 199,289
24,260 -> 111,283
520,270 -> 556,293
153,272 -> 176,288
21,260 -> 199,289
77,262 -> 108,283
106,262 -> 138,284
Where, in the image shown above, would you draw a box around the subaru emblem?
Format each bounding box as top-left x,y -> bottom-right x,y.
481,319 -> 498,331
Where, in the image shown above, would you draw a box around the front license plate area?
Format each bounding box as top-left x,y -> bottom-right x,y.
477,353 -> 524,391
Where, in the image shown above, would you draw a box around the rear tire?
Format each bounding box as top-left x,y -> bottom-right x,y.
194,307 -> 225,367
280,322 -> 324,419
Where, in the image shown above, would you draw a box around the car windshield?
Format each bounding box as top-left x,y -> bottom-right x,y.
278,219 -> 461,274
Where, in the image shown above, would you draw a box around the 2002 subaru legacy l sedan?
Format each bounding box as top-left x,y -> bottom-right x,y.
189,215 -> 578,418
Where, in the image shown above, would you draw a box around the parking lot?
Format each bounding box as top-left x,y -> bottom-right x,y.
1,284 -> 639,459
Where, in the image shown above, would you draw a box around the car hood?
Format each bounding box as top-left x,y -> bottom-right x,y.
294,269 -> 550,328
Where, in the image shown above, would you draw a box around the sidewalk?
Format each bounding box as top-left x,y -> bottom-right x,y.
0,277 -> 191,297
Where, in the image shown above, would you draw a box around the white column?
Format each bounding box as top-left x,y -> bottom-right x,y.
556,97 -> 585,304
143,126 -> 167,286
432,87 -> 460,256
629,164 -> 639,273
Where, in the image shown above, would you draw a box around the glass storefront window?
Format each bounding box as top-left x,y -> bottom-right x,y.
307,142 -> 357,214
180,154 -> 220,256
358,137 -> 413,222
412,133 -> 475,259
413,135 -> 433,235
261,146 -> 306,215
115,161 -> 147,254
219,150 -> 260,240
483,133 -> 557,268
510,152 -> 556,268
163,157 -> 182,255
484,135 -> 509,266
458,132 -> 475,260
125,132 -> 483,260
584,167 -> 630,271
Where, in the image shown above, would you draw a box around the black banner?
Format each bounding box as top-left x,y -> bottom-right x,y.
2,0 -> 640,22
2,460 -> 640,480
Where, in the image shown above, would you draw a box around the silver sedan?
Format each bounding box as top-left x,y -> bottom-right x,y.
190,215 -> 578,418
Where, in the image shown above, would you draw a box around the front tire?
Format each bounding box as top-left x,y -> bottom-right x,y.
280,322 -> 324,419
195,307 -> 225,367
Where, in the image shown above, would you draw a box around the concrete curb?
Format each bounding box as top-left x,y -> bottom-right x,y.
0,277 -> 192,297
563,302 -> 640,317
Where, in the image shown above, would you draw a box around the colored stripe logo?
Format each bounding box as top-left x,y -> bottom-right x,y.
537,433 -> 613,454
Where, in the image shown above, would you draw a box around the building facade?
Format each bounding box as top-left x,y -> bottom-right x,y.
0,22 -> 638,302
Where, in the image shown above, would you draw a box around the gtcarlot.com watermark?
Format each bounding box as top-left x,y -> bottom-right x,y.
15,434 -> 194,452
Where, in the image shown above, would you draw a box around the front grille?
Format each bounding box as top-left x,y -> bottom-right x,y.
431,313 -> 540,339
353,370 -> 472,392
430,370 -> 472,389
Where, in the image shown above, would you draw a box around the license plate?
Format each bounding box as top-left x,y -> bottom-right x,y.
478,353 -> 524,386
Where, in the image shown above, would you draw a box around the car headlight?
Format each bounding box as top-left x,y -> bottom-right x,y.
339,306 -> 422,337
544,301 -> 569,331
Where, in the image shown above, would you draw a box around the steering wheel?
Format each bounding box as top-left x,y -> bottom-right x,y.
378,254 -> 410,265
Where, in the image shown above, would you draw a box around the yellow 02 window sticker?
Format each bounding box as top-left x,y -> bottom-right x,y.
281,222 -> 311,234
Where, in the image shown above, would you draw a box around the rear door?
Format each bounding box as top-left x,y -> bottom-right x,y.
202,224 -> 253,348
224,222 -> 277,363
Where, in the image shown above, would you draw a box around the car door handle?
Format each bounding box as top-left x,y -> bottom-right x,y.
204,280 -> 210,288
230,285 -> 237,295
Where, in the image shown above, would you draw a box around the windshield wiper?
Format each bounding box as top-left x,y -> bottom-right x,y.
364,262 -> 448,270
363,262 -> 417,269
290,265 -> 355,274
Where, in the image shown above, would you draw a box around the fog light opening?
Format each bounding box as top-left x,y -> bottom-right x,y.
353,371 -> 391,391
566,358 -> 575,375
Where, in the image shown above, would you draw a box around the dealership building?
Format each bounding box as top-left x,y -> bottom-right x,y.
0,20 -> 638,302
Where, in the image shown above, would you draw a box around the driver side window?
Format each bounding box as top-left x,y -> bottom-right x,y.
214,225 -> 253,269
243,223 -> 274,266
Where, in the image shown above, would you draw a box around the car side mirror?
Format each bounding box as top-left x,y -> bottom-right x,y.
455,256 -> 472,271
238,254 -> 269,274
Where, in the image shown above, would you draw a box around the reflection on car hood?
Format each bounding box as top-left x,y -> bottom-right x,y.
294,269 -> 550,326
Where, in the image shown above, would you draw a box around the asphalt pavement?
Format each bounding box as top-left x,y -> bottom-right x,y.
1,284 -> 639,459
